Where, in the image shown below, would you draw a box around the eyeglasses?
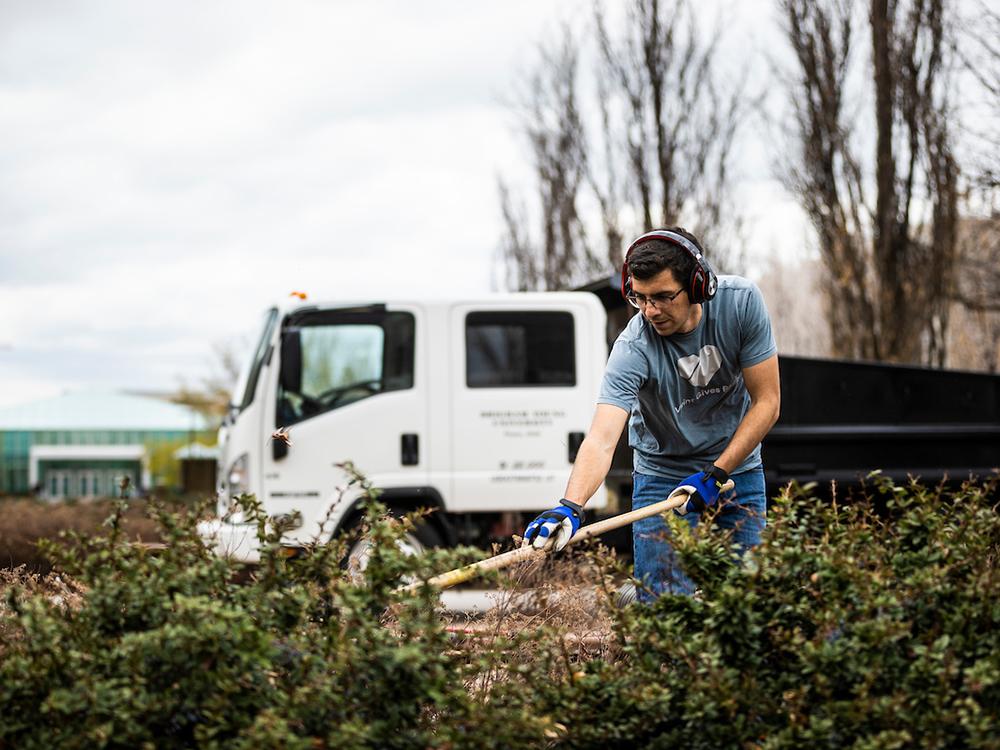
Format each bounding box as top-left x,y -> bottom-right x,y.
626,287 -> 686,310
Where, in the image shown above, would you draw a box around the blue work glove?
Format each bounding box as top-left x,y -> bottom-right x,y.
522,499 -> 585,551
669,465 -> 730,514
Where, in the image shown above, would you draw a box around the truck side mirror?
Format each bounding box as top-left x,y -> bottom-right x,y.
273,436 -> 289,461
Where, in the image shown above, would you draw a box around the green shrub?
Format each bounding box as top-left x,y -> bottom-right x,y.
534,476 -> 1000,749
0,466 -> 544,749
1,472 -> 998,748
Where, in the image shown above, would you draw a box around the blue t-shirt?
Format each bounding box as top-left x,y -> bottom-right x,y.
598,275 -> 776,479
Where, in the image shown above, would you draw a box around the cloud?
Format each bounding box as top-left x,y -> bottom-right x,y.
0,0 -> 807,409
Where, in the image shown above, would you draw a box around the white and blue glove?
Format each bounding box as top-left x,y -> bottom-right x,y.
669,465 -> 730,514
522,499 -> 585,551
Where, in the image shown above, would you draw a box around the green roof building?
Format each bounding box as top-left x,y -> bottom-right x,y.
0,392 -> 213,499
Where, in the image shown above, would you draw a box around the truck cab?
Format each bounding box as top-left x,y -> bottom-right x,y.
202,294 -> 609,562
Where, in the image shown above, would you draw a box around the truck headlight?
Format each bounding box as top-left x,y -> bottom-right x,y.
227,453 -> 250,498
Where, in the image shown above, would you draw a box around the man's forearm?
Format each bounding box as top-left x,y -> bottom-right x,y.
714,397 -> 780,475
563,436 -> 617,508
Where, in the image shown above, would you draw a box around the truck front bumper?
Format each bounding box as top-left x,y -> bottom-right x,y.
197,518 -> 262,563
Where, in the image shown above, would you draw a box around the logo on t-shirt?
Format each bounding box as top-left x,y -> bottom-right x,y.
677,345 -> 722,387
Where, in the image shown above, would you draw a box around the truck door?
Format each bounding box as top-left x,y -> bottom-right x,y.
220,307 -> 280,514
448,302 -> 600,513
260,306 -> 428,544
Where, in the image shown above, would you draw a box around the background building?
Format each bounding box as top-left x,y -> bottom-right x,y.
0,391 -> 214,499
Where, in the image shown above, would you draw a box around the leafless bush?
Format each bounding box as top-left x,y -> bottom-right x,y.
444,544 -> 625,697
0,566 -> 87,654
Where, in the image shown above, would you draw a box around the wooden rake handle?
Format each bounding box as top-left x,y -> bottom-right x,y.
396,479 -> 734,593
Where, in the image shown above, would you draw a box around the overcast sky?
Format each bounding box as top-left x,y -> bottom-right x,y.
0,0 -> 807,410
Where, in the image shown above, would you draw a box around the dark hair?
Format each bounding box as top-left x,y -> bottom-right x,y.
627,226 -> 705,284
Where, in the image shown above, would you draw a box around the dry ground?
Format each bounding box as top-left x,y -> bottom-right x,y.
0,497 -> 164,572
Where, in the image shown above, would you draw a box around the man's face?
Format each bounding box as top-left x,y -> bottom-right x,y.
630,268 -> 694,336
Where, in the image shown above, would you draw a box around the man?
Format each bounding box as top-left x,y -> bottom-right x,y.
523,227 -> 780,599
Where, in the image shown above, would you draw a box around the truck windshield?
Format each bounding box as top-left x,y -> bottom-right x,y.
277,311 -> 414,426
232,307 -> 279,413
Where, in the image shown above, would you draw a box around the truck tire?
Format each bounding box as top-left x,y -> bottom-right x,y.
343,509 -> 443,582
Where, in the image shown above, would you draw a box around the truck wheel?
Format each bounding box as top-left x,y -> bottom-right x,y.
343,512 -> 442,582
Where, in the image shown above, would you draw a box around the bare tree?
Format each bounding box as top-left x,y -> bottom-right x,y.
756,254 -> 833,357
593,0 -> 744,269
952,242 -> 1000,371
955,0 -> 999,196
950,215 -> 1000,372
172,339 -> 245,426
497,179 -> 540,291
951,0 -> 1000,357
498,0 -> 746,291
498,27 -> 603,291
589,56 -> 626,271
779,0 -> 960,365
946,204 -> 1000,373
954,218 -> 1000,313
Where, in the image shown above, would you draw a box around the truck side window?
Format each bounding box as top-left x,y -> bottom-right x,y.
277,312 -> 414,426
465,311 -> 576,388
235,308 -> 280,413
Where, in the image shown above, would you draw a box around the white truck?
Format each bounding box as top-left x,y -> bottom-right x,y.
200,293 -> 610,562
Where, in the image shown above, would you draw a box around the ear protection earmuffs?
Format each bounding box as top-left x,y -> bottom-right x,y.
620,229 -> 719,304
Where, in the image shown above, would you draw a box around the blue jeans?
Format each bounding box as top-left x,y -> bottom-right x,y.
632,466 -> 766,600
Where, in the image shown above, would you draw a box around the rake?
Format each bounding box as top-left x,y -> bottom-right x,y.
397,480 -> 734,593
